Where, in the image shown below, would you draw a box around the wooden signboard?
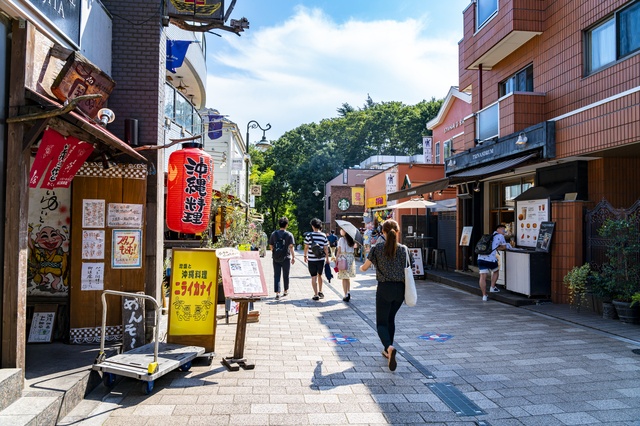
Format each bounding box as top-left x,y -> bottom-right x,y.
122,292 -> 145,352
28,305 -> 58,343
51,51 -> 116,119
167,249 -> 219,353
218,250 -> 268,299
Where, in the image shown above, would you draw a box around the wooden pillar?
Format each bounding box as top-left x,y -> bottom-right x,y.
2,20 -> 30,369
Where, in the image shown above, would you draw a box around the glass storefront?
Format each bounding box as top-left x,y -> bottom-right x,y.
489,176 -> 534,232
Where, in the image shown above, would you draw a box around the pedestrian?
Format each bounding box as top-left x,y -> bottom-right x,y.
359,219 -> 413,371
477,224 -> 508,301
304,218 -> 329,301
327,230 -> 338,257
268,217 -> 296,300
335,225 -> 357,302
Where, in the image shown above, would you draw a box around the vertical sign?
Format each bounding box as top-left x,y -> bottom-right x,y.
385,173 -> 397,194
423,137 -> 433,164
343,169 -> 348,184
168,249 -> 219,352
352,188 -> 364,205
122,293 -> 145,351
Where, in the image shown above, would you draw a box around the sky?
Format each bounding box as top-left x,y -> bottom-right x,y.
205,0 -> 471,142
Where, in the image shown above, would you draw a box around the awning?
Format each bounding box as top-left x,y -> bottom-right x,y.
449,153 -> 537,179
515,182 -> 575,201
25,89 -> 147,162
387,177 -> 451,201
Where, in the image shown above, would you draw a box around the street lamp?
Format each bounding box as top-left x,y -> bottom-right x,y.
245,120 -> 271,218
313,180 -> 326,226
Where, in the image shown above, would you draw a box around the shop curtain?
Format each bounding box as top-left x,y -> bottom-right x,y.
589,19 -> 615,71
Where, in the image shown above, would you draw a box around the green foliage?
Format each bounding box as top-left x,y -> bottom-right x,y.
631,292 -> 640,307
563,263 -> 592,309
203,184 -> 261,249
597,215 -> 640,302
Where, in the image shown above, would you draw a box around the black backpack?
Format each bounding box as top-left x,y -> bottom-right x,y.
475,233 -> 495,255
272,231 -> 288,262
310,241 -> 325,258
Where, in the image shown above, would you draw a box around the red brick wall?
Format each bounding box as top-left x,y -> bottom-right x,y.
328,185 -> 365,233
550,201 -> 594,304
499,92 -> 545,136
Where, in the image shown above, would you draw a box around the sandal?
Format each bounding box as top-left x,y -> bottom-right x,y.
382,350 -> 389,359
388,347 -> 397,371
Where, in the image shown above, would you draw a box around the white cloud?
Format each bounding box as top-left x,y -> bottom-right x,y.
206,7 -> 460,141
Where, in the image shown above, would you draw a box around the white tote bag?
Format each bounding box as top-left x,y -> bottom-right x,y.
403,245 -> 417,307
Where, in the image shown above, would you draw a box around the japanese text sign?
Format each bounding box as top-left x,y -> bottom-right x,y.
219,251 -> 267,299
112,230 -> 142,269
107,203 -> 144,228
352,188 -> 364,205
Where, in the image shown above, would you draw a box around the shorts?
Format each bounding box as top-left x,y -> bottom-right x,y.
308,260 -> 325,277
477,259 -> 499,274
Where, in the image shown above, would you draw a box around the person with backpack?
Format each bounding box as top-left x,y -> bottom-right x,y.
327,230 -> 338,257
476,224 -> 508,301
269,217 -> 296,300
303,218 -> 329,301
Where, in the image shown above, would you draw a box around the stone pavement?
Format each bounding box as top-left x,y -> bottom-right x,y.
62,251 -> 640,425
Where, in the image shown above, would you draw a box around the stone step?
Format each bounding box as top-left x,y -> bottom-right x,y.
0,395 -> 61,426
0,368 -> 23,411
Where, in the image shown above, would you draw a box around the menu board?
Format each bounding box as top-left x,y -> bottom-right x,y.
407,248 -> 424,276
536,222 -> 555,252
459,226 -> 473,246
219,251 -> 267,298
515,199 -> 549,248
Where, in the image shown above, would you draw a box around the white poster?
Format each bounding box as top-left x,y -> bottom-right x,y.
229,259 -> 260,276
423,137 -> 433,164
460,226 -> 473,246
516,199 -> 549,248
82,230 -> 105,259
81,262 -> 104,291
385,173 -> 397,194
28,312 -> 56,343
232,276 -> 263,294
107,203 -> 144,228
231,158 -> 243,170
407,248 -> 424,275
82,199 -> 105,228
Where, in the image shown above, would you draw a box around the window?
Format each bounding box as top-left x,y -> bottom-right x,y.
586,1 -> 640,74
499,64 -> 534,97
476,103 -> 499,142
443,139 -> 452,159
477,0 -> 498,30
164,85 -> 175,119
435,141 -> 440,164
489,177 -> 534,231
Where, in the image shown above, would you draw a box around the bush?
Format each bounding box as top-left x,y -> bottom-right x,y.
563,263 -> 592,309
597,215 -> 640,302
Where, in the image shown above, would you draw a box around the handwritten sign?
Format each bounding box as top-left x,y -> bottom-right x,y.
81,263 -> 104,291
28,305 -> 58,343
107,203 -> 144,228
122,293 -> 145,351
168,249 -> 219,352
112,230 -> 142,268
82,230 -> 105,259
82,199 -> 105,228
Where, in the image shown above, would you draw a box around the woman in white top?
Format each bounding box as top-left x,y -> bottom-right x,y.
336,226 -> 357,302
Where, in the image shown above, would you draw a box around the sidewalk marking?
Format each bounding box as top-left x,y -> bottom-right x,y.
323,335 -> 359,345
427,383 -> 487,417
418,333 -> 454,342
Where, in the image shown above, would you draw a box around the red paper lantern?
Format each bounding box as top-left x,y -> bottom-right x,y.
167,143 -> 214,234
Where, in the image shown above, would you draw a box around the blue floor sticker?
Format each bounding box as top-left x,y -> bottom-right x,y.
419,333 -> 453,342
324,335 -> 359,345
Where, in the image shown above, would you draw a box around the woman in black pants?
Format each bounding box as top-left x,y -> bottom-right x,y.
360,219 -> 413,371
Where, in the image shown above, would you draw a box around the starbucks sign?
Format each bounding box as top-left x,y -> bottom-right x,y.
338,198 -> 350,211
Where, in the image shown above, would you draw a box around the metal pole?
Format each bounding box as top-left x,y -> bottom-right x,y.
245,121 -> 271,220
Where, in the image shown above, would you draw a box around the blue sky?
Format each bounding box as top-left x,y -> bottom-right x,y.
205,0 -> 471,141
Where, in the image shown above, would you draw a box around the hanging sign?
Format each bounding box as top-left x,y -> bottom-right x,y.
82,199 -> 105,228
352,188 -> 364,206
112,230 -> 142,269
423,137 -> 433,164
166,0 -> 224,20
250,185 -> 262,196
107,203 -> 144,228
386,173 -> 397,194
367,195 -> 387,208
168,249 -> 219,352
82,230 -> 105,259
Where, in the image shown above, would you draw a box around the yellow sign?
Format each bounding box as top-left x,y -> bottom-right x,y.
352,188 -> 364,205
169,249 -> 218,337
366,194 -> 387,208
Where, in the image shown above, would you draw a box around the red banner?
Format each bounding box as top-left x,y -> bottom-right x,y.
30,128 -> 93,189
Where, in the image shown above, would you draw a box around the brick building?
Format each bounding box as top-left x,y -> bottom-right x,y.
443,0 -> 640,303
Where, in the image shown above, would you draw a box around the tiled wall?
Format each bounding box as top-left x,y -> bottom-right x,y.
499,93 -> 545,136
588,158 -> 640,208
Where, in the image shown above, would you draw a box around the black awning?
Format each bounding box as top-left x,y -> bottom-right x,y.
449,153 -> 537,178
515,182 -> 575,201
387,178 -> 450,201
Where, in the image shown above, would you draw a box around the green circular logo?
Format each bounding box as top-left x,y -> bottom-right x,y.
338,198 -> 350,211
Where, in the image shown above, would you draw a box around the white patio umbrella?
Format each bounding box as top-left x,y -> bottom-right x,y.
335,220 -> 364,245
387,198 -> 437,210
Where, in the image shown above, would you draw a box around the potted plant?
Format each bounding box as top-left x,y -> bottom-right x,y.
590,271 -> 619,319
597,216 -> 640,324
563,263 -> 592,312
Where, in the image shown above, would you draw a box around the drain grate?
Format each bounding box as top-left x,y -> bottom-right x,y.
428,382 -> 487,416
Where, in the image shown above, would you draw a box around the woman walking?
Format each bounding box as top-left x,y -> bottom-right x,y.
336,225 -> 357,302
359,219 -> 413,371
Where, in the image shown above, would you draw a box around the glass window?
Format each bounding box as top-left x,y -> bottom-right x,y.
477,103 -> 499,142
193,113 -> 202,135
499,64 -> 533,97
587,18 -> 616,72
175,94 -> 189,128
477,0 -> 498,29
489,177 -> 534,231
435,141 -> 440,164
164,85 -> 175,119
619,1 -> 640,57
443,139 -> 452,159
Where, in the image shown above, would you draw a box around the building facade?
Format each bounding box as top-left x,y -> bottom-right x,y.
446,0 -> 640,302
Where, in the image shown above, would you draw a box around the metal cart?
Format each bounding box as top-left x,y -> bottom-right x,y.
92,290 -> 205,394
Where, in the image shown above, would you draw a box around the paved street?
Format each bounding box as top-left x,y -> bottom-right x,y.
64,252 -> 640,426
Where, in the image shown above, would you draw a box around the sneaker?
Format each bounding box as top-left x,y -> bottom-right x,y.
482,295 -> 488,301
343,293 -> 351,302
318,292 -> 324,299
282,292 -> 288,297
312,295 -> 320,301
275,294 -> 280,300
490,287 -> 500,293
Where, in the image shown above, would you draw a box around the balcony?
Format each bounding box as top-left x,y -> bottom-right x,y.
166,25 -> 208,108
461,0 -> 544,70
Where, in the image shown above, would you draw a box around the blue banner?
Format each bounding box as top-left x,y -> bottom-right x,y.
208,114 -> 224,139
166,40 -> 192,73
